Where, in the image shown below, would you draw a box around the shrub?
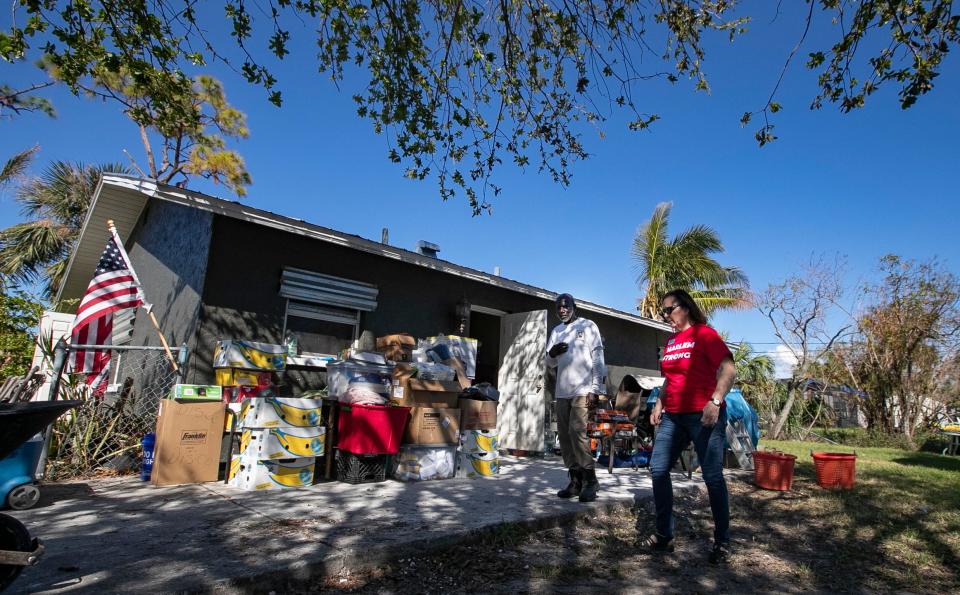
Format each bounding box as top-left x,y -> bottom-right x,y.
813,427 -> 916,450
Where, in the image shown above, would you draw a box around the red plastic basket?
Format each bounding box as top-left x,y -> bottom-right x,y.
753,450 -> 797,491
812,452 -> 856,489
337,404 -> 410,455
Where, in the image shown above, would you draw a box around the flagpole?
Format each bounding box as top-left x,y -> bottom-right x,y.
107,220 -> 179,374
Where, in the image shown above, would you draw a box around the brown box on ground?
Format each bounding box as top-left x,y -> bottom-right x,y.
151,400 -> 225,486
391,364 -> 461,408
403,407 -> 460,445
376,333 -> 416,362
459,399 -> 498,430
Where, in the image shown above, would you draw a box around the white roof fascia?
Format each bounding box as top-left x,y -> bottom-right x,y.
92,175 -> 673,332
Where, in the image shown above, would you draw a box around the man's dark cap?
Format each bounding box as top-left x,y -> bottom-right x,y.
555,293 -> 576,310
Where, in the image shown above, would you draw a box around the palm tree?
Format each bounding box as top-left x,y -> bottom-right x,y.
0,160 -> 130,297
633,202 -> 750,319
732,341 -> 776,405
0,146 -> 38,187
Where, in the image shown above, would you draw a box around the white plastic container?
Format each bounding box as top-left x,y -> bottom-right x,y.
390,445 -> 458,481
326,360 -> 394,399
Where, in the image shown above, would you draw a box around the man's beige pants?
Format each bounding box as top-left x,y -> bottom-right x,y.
556,395 -> 594,470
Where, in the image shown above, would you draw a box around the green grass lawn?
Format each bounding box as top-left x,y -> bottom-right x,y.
755,440 -> 960,590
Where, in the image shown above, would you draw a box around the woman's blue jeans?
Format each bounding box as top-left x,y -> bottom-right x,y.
650,409 -> 730,544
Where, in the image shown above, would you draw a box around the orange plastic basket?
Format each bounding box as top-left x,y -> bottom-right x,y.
753,450 -> 797,491
811,452 -> 856,489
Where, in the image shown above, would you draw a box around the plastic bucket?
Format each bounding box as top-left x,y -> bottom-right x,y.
141,433 -> 156,481
337,404 -> 410,454
812,452 -> 856,489
753,450 -> 797,491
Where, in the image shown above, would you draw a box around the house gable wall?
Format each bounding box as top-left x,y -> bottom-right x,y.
126,200 -> 213,368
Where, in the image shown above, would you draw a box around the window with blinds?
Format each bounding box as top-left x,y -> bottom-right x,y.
280,267 -> 378,356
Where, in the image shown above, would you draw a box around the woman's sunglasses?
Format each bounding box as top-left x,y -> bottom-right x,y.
660,305 -> 680,317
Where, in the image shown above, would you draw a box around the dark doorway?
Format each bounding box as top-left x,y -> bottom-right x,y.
469,311 -> 501,386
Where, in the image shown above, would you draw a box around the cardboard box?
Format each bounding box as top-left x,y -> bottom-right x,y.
215,368 -> 274,388
403,407 -> 460,445
169,384 -> 223,401
444,358 -> 473,390
390,445 -> 457,481
459,399 -> 498,430
151,401 -> 226,486
391,380 -> 460,408
228,456 -> 317,490
459,429 -> 499,459
222,384 -> 277,403
239,397 -> 324,429
213,340 -> 287,371
456,452 -> 500,478
391,364 -> 461,408
238,426 -> 326,460
375,333 -> 416,362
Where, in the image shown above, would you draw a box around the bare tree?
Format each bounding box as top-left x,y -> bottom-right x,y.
758,257 -> 851,440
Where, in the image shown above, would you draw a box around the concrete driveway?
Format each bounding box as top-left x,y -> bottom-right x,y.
9,456 -> 696,593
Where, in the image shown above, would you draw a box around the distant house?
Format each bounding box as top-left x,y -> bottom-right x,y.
59,175 -> 672,451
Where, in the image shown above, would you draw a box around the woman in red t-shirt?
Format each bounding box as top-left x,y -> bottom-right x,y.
639,289 -> 736,564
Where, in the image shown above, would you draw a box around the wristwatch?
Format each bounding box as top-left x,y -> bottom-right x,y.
711,397 -> 723,407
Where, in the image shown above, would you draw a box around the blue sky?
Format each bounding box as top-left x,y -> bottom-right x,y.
2,4 -> 958,356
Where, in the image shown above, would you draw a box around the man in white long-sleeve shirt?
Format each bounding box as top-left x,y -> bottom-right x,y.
545,293 -> 606,502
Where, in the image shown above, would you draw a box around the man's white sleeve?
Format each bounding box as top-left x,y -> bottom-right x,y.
589,322 -> 605,394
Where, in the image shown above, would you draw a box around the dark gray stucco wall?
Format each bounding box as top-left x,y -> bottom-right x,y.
126,200 -> 213,379
191,215 -> 669,385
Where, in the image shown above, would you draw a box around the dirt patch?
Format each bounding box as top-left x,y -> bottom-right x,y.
279,473 -> 959,594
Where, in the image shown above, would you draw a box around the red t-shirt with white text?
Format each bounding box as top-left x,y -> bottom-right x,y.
660,324 -> 732,413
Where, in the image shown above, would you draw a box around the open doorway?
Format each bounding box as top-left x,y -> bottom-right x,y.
469,310 -> 501,386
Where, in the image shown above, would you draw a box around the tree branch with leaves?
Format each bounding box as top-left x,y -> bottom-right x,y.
3,1 -> 957,211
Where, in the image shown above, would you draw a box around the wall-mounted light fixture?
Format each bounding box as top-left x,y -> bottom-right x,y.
454,297 -> 471,336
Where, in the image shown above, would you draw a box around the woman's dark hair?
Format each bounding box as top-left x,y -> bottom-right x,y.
661,289 -> 707,325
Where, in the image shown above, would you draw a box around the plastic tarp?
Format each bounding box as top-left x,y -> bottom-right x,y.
724,388 -> 760,447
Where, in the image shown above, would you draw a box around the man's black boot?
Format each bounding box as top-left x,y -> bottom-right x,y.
579,468 -> 599,502
557,468 -> 582,498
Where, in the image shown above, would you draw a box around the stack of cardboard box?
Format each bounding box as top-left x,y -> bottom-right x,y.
457,397 -> 499,478
389,363 -> 463,481
227,396 -> 326,490
213,340 -> 285,400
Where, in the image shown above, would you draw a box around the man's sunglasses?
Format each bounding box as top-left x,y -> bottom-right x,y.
660,305 -> 680,317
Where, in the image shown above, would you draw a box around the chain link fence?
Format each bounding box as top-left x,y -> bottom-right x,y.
45,344 -> 186,480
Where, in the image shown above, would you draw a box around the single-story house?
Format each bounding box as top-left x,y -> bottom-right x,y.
58,175 -> 672,451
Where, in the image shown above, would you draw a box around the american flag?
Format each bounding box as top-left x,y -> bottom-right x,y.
70,235 -> 144,392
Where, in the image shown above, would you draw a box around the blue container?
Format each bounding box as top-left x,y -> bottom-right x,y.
0,436 -> 43,508
141,433 -> 156,481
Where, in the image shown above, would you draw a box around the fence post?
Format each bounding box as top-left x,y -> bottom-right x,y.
36,338 -> 69,480
177,344 -> 190,382
48,337 -> 69,402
